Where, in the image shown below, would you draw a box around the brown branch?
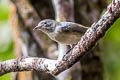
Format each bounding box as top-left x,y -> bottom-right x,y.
0,0 -> 120,76
0,56 -> 57,75
52,0 -> 120,75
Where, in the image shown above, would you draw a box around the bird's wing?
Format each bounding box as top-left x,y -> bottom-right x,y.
60,22 -> 88,33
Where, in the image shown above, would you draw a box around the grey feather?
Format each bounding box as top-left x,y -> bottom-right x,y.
60,22 -> 88,33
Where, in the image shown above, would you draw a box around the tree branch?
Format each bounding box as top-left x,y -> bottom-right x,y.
0,0 -> 120,76
0,56 -> 57,75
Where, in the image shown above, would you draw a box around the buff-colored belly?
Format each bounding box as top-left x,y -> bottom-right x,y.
49,32 -> 82,45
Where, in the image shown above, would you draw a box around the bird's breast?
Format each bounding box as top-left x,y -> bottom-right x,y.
48,32 -> 82,45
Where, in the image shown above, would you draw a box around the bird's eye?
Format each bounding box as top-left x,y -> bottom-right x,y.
44,22 -> 47,24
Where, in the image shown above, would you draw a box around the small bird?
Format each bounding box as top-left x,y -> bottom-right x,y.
33,19 -> 88,45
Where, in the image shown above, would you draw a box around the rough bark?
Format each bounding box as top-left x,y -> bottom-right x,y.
74,0 -> 107,80
10,0 -> 56,80
0,0 -> 119,78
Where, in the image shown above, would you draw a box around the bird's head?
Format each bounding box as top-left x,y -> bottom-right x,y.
33,19 -> 56,33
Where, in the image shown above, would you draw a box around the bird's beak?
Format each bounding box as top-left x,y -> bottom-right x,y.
33,25 -> 41,30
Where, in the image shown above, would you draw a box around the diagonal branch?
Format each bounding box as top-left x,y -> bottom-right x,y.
0,0 -> 120,76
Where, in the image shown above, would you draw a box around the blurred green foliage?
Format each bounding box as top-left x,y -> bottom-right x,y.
0,0 -> 120,80
107,0 -> 112,4
0,0 -> 10,21
103,18 -> 120,80
0,0 -> 16,80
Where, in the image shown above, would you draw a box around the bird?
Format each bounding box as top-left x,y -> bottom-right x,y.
33,19 -> 88,45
